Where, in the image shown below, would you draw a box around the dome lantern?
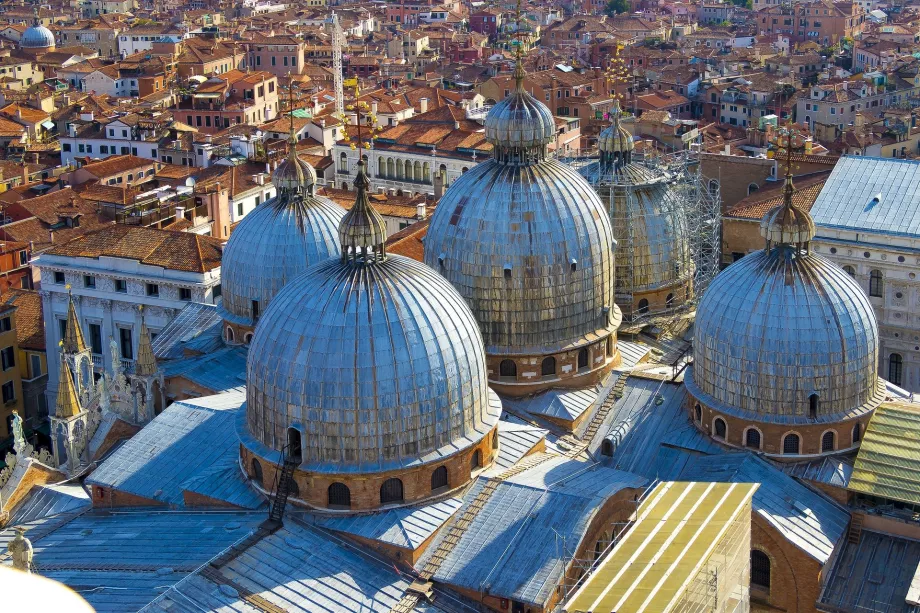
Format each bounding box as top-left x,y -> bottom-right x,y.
338,161 -> 388,263
598,99 -> 634,171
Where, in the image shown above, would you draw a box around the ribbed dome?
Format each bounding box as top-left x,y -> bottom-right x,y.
218,188 -> 345,328
760,179 -> 816,246
424,158 -> 618,355
598,101 -> 634,155
689,245 -> 881,423
21,24 -> 54,49
272,142 -> 317,192
245,246 -> 500,472
484,62 -> 555,158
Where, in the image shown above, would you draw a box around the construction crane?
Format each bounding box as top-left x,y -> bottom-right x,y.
329,12 -> 344,118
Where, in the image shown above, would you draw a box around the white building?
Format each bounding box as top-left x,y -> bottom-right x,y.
117,29 -> 184,58
60,113 -> 164,167
36,225 -> 223,402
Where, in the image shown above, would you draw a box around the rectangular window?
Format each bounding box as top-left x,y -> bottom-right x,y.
212,284 -> 222,300
205,116 -> 211,127
0,317 -> 10,333
237,201 -> 243,216
18,250 -> 26,266
62,143 -> 71,152
30,354 -> 41,378
83,275 -> 95,288
122,129 -> 128,137
283,56 -> 288,66
100,145 -> 108,153
2,381 -> 14,403
271,56 -> 276,66
146,283 -> 159,297
54,271 -> 65,284
255,196 -> 261,206
119,327 -> 133,360
78,144 -> 85,153
58,318 -> 67,342
115,279 -> 127,293
179,287 -> 192,301
89,323 -> 102,355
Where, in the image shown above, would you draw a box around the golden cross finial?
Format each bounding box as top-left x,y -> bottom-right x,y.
339,79 -> 381,158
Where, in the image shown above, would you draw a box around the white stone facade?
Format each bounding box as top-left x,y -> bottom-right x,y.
332,143 -> 476,196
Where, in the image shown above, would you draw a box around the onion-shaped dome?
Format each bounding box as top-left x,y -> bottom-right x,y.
688,177 -> 882,423
597,100 -> 634,157
219,144 -> 345,329
21,24 -> 54,49
272,138 -> 317,192
483,62 -> 556,163
424,61 -> 618,358
760,179 -> 817,246
246,162 -> 500,472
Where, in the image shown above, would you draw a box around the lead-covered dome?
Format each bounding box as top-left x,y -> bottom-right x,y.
218,143 -> 345,333
21,24 -> 54,49
689,177 -> 882,423
272,138 -> 317,191
245,162 -> 500,475
484,63 -> 555,154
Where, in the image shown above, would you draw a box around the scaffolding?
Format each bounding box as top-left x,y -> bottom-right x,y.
561,140 -> 721,329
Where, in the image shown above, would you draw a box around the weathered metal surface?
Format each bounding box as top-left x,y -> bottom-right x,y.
151,302 -> 223,360
849,401 -> 920,505
8,484 -> 90,527
160,346 -> 247,394
690,244 -> 881,422
246,251 -> 500,472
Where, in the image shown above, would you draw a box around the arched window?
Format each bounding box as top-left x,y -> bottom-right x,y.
431,466 -> 449,491
809,393 -> 819,420
843,265 -> 856,278
822,431 -> 835,452
287,427 -> 302,462
244,333 -> 253,344
378,157 -> 386,177
226,326 -> 235,342
714,417 -> 726,440
577,348 -> 589,370
594,539 -> 604,561
338,151 -> 348,173
492,432 -> 499,450
783,433 -> 800,455
889,353 -> 903,386
387,157 -> 395,177
541,357 -> 556,377
251,458 -> 263,486
745,428 -> 761,449
606,336 -> 614,357
601,438 -> 613,456
328,482 -> 351,508
499,359 -> 516,378
666,293 -> 675,308
694,404 -> 702,424
637,299 -> 649,315
751,550 -> 771,590
747,183 -> 759,195
380,478 -> 404,504
853,422 -> 862,444
471,449 -> 482,469
869,269 -> 883,297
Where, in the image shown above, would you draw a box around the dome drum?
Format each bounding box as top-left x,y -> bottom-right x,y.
687,392 -> 876,460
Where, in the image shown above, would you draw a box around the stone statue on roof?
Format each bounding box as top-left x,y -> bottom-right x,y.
10,410 -> 25,456
8,527 -> 33,573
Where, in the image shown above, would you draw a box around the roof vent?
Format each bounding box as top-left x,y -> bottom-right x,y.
866,193 -> 881,210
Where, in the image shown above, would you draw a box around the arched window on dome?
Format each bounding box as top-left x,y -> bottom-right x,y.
492,432 -> 499,450
713,417 -> 726,440
606,336 -> 614,357
244,333 -> 253,344
751,550 -> 771,591
287,427 -> 302,463
745,428 -> 761,449
747,183 -> 759,195
822,431 -> 835,452
843,265 -> 856,278
288,477 -> 300,498
889,353 -> 903,386
594,539 -> 604,561
666,293 -> 675,308
853,423 -> 862,444
869,269 -> 883,297
471,449 -> 482,470
226,326 -> 235,343
694,404 -> 702,424
431,466 -> 449,492
783,433 -> 800,455
541,357 -> 556,377
637,299 -> 650,315
499,359 -> 516,379
577,348 -> 589,371
251,458 -> 263,486
601,438 -> 613,456
380,478 -> 404,505
809,393 -> 819,420
328,482 -> 350,508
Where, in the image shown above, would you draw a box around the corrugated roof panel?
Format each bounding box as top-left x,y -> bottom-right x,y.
8,483 -> 90,526
849,401 -> 920,506
151,301 -> 223,360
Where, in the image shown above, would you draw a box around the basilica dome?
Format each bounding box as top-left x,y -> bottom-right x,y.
423,60 -> 620,396
21,24 -> 54,50
218,142 -> 345,338
244,162 -> 500,509
688,176 -> 882,456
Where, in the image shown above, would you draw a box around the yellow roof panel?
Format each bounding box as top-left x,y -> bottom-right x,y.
848,401 -> 920,505
563,481 -> 758,613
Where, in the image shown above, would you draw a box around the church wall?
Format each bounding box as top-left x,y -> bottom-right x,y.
700,153 -> 775,212
164,375 -> 218,404
625,278 -> 694,320
90,418 -> 141,461
750,514 -> 824,613
721,217 -> 762,264
90,484 -> 168,509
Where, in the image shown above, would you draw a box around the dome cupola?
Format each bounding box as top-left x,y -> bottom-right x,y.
424,57 -> 621,398
597,99 -> 634,168
243,162 -> 501,511
271,134 -> 318,193
20,10 -> 54,54
688,167 -> 882,458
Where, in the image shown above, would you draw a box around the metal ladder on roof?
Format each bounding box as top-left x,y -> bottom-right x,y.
847,513 -> 864,545
581,372 -> 630,445
266,444 -> 299,527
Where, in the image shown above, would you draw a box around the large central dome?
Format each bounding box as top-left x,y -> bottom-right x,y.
423,59 -> 620,396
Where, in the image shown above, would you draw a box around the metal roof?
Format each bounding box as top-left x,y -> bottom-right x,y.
145,520 -> 421,613
809,156 -> 920,238
151,301 -> 223,360
8,483 -> 90,527
819,529 -> 920,613
425,457 -> 646,607
160,346 -> 247,394
503,386 -> 599,422
849,401 -> 920,506
563,481 -> 758,613
307,496 -> 462,551
86,391 -> 253,507
781,455 -> 854,489
662,452 -> 849,563
492,421 -> 548,470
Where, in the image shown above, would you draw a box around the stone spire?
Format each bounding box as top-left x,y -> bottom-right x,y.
62,292 -> 86,354
338,161 -> 387,262
134,316 -> 157,377
55,352 -> 81,419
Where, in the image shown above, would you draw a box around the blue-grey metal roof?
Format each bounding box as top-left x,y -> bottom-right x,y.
8,483 -> 90,526
160,346 -> 247,395
18,510 -> 264,613
819,529 -> 920,613
151,302 -> 223,360
662,451 -> 849,563
86,391 -> 253,507
492,421 -> 548,470
146,520 -> 418,613
781,455 -> 854,489
503,387 -> 599,422
616,341 -> 652,371
307,496 -> 463,551
424,457 -> 646,607
809,156 -> 920,238
179,456 -> 265,510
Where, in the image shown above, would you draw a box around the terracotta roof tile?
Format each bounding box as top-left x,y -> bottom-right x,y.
1,288 -> 44,350
726,172 -> 831,219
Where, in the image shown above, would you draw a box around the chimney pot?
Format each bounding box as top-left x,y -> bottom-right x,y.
420,97 -> 429,113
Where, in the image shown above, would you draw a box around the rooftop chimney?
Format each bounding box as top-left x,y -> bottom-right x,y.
420,97 -> 429,113
416,203 -> 426,219
80,110 -> 93,121
433,173 -> 444,200
371,100 -> 378,115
